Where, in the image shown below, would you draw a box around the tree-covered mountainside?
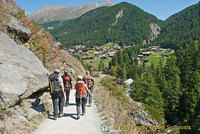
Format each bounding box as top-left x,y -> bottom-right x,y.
41,19 -> 74,31
108,40 -> 200,133
48,2 -> 163,47
151,2 -> 200,49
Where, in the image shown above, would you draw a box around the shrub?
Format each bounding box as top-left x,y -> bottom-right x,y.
101,77 -> 128,106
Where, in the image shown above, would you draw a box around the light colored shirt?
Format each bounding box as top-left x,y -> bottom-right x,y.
58,76 -> 64,88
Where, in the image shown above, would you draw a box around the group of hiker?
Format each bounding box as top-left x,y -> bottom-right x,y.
48,69 -> 94,120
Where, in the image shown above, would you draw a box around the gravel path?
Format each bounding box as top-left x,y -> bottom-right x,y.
33,89 -> 103,134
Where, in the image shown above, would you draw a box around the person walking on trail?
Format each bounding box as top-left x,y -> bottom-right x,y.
62,70 -> 73,107
84,71 -> 95,107
75,76 -> 93,119
48,69 -> 65,120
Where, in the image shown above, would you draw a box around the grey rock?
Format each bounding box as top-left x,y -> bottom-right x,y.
150,23 -> 161,37
18,115 -> 28,122
29,98 -> 41,107
7,16 -> 31,43
33,104 -> 45,113
130,110 -> 159,127
0,31 -> 49,107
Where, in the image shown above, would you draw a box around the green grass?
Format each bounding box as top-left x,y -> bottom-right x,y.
103,57 -> 112,67
84,56 -> 112,71
103,42 -> 119,48
87,50 -> 95,56
145,56 -> 162,66
144,49 -> 175,66
100,113 -> 105,117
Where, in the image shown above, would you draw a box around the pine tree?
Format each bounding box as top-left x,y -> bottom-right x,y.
190,98 -> 200,133
176,42 -> 200,130
117,50 -> 124,66
120,63 -> 127,84
162,56 -> 181,125
132,69 -> 164,115
127,60 -> 137,79
111,56 -> 118,67
110,66 -> 117,77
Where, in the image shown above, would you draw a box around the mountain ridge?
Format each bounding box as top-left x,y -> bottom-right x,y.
49,2 -> 163,47
151,1 -> 200,49
28,0 -> 115,23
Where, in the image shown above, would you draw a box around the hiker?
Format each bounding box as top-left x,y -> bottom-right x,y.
49,69 -> 65,120
62,70 -> 73,107
75,76 -> 93,119
84,71 -> 95,107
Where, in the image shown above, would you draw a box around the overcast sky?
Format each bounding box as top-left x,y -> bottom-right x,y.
13,0 -> 199,20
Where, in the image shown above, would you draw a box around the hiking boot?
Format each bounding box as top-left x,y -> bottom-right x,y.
59,113 -> 63,118
77,114 -> 80,119
64,103 -> 69,107
89,103 -> 92,107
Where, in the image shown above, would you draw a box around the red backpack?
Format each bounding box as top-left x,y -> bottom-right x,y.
62,75 -> 71,88
76,81 -> 86,98
85,76 -> 92,86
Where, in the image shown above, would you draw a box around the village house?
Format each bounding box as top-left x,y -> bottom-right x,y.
101,50 -> 108,55
108,52 -> 115,57
83,55 -> 93,60
142,52 -> 151,56
123,45 -> 132,49
166,48 -> 171,52
83,53 -> 89,56
95,46 -> 101,51
137,58 -> 142,64
99,55 -> 107,59
117,46 -> 121,50
69,48 -> 75,53
94,51 -> 101,57
78,50 -> 83,54
149,46 -> 160,51
137,55 -> 144,58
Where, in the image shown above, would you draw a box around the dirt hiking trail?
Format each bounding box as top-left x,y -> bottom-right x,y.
33,77 -> 104,134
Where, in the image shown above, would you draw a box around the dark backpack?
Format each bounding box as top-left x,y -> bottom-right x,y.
49,73 -> 61,93
62,75 -> 71,88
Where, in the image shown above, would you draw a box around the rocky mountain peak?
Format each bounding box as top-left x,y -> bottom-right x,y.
28,1 -> 115,23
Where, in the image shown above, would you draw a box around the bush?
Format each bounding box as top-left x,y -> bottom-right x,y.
91,71 -> 99,77
16,10 -> 25,19
0,106 -> 10,120
101,77 -> 128,106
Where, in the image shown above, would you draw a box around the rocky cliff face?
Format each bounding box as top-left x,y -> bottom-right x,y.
0,0 -> 86,108
7,16 -> 31,44
28,0 -> 115,23
0,31 -> 49,107
0,0 -> 86,133
143,23 -> 161,45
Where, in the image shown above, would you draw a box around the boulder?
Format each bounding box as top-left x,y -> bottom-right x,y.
130,110 -> 159,126
6,16 -> 31,43
0,31 -> 49,107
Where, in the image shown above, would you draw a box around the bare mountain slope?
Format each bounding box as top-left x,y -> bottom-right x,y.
28,0 -> 114,24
